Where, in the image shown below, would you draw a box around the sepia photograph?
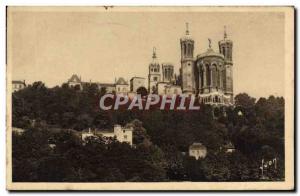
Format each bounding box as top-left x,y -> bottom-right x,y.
6,6 -> 294,190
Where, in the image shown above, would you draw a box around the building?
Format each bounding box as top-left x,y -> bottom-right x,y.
130,77 -> 146,93
162,63 -> 175,83
189,142 -> 207,160
148,47 -> 161,94
12,80 -> 26,92
81,128 -> 95,141
97,83 -> 115,93
180,23 -> 195,94
115,77 -> 129,95
67,74 -> 83,90
157,82 -> 182,96
81,125 -> 133,146
111,124 -> 133,146
185,24 -> 233,104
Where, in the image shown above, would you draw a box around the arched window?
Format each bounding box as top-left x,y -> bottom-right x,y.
222,70 -> 226,90
183,44 -> 186,55
212,64 -> 217,87
217,68 -> 220,88
200,66 -> 204,88
206,64 -> 210,86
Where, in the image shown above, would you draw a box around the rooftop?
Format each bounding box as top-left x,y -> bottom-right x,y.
68,74 -> 81,83
197,48 -> 224,59
12,80 -> 26,85
115,77 -> 128,85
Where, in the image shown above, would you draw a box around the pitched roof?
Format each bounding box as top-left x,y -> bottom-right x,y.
68,74 -> 81,83
115,77 -> 128,85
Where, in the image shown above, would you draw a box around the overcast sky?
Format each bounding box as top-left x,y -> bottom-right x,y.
8,7 -> 285,99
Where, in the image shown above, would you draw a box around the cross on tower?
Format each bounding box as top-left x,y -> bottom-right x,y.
152,47 -> 156,59
186,22 -> 189,35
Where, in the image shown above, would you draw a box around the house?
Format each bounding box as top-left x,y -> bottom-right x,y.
224,142 -> 235,153
115,77 -> 129,95
81,125 -> 133,146
12,80 -> 26,92
67,74 -> 82,90
189,142 -> 207,160
130,77 -> 146,93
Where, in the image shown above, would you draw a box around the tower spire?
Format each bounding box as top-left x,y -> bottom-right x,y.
152,47 -> 156,59
224,25 -> 227,40
185,22 -> 189,35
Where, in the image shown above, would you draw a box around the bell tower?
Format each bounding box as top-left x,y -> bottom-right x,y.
180,22 -> 195,94
218,26 -> 233,103
148,47 -> 161,94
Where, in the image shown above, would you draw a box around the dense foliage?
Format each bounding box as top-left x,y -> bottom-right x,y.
12,82 -> 285,182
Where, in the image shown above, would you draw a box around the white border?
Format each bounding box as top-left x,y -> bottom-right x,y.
1,1 -> 298,195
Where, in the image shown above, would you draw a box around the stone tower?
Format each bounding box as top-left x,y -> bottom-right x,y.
148,47 -> 161,93
180,23 -> 195,94
162,63 -> 174,83
218,26 -> 233,103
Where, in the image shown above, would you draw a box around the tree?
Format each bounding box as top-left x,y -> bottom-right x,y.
136,87 -> 148,97
234,93 -> 256,108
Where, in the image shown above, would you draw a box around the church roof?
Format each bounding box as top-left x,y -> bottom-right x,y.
115,77 -> 128,85
197,48 -> 224,59
68,74 -> 81,83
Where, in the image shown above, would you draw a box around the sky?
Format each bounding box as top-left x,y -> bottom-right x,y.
8,7 -> 285,99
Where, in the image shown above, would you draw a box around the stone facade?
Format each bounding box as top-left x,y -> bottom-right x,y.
181,24 -> 234,105
81,125 -> 133,146
157,82 -> 182,96
162,63 -> 175,83
130,77 -> 146,93
115,77 -> 129,95
148,48 -> 161,94
180,23 -> 195,94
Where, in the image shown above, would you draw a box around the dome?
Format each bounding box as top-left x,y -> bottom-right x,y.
197,48 -> 224,59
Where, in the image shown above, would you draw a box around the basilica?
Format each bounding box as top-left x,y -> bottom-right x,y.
65,23 -> 234,106
148,24 -> 234,105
